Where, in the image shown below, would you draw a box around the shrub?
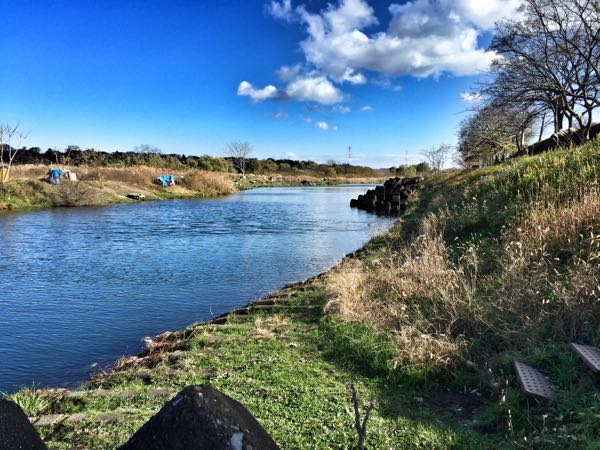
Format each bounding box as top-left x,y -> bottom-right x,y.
50,181 -> 103,207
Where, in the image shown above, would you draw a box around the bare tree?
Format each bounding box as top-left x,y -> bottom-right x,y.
134,144 -> 162,154
349,384 -> 376,450
0,123 -> 28,183
420,144 -> 453,174
480,0 -> 600,145
458,102 -> 535,165
225,141 -> 252,178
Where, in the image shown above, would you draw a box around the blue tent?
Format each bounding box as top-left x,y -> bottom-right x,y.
48,168 -> 62,185
156,175 -> 176,187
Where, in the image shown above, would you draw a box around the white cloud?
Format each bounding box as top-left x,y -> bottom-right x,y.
339,67 -> 367,84
286,151 -> 297,158
274,111 -> 289,119
238,72 -> 342,105
269,0 -> 521,81
249,0 -> 522,106
371,76 -> 401,91
267,0 -> 295,21
333,105 -> 351,113
447,0 -> 523,30
360,105 -> 373,112
460,91 -> 481,103
237,81 -> 279,102
302,117 -> 313,123
277,64 -> 302,82
315,121 -> 337,131
284,73 -> 343,104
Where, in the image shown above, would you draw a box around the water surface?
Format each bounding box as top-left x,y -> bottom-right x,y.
0,185 -> 393,392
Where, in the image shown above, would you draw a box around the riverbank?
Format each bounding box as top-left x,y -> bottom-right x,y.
0,165 -> 384,212
5,141 -> 600,448
9,270 -> 493,449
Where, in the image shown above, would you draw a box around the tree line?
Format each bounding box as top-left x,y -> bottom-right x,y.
1,143 -> 381,177
458,0 -> 600,166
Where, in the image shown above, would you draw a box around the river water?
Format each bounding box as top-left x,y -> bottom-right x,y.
0,185 -> 394,392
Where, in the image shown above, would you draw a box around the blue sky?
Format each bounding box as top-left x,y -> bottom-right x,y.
0,0 -> 519,168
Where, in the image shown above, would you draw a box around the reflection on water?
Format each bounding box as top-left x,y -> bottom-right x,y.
0,185 -> 394,392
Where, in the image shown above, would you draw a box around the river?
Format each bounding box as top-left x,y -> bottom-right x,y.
0,185 -> 394,392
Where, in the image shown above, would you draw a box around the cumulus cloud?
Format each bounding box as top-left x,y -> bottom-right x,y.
238,73 -> 343,105
267,0 -> 295,21
237,81 -> 279,102
360,105 -> 373,112
277,64 -> 302,82
315,121 -> 338,131
269,0 -> 521,80
284,73 -> 343,104
247,0 -> 522,105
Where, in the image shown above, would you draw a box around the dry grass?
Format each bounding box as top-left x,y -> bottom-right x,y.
5,164 -> 235,196
6,164 -> 49,180
326,214 -> 476,370
495,188 -> 600,338
49,181 -> 104,207
326,186 -> 600,372
253,317 -> 275,340
179,170 -> 235,196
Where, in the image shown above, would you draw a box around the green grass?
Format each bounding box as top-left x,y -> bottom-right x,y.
13,287 -> 498,449
3,385 -> 50,417
322,139 -> 600,448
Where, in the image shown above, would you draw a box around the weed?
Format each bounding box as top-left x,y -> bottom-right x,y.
3,385 -> 49,416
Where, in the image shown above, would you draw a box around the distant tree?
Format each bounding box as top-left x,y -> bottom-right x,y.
419,144 -> 453,174
225,141 -> 253,178
135,144 -> 162,154
395,164 -> 417,177
415,162 -> 431,174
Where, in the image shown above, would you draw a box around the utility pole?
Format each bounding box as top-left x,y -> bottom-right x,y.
348,145 -> 352,165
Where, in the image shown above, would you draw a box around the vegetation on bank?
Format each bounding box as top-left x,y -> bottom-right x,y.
0,165 -> 383,212
3,140 -> 598,449
326,139 -> 600,447
0,166 -> 236,211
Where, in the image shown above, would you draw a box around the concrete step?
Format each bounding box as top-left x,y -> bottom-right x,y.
571,343 -> 600,373
514,361 -> 554,402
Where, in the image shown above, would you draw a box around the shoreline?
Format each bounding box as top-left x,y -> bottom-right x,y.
0,173 -> 384,214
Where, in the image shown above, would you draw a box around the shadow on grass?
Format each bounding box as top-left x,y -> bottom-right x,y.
286,287 -> 501,448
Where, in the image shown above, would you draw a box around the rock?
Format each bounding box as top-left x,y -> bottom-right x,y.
33,414 -> 67,427
119,384 -> 279,450
349,176 -> 422,216
0,399 -> 48,449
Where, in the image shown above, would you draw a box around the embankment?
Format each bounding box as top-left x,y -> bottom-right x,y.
0,165 -> 384,212
4,141 -> 600,449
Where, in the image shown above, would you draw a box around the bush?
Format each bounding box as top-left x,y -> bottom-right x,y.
50,181 -> 103,207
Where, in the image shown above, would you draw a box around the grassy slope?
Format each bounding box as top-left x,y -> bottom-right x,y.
4,143 -> 599,449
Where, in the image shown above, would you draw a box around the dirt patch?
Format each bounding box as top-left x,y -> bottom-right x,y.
426,391 -> 486,423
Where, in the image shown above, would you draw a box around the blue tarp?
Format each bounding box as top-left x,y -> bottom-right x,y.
48,168 -> 62,185
156,175 -> 176,187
